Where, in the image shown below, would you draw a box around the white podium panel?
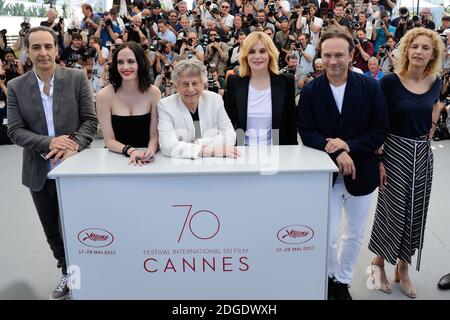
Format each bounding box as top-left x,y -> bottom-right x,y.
50,146 -> 337,299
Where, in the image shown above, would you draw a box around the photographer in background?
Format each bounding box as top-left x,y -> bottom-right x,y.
205,30 -> 229,77
352,28 -> 374,72
123,15 -> 149,44
109,7 -> 125,33
372,10 -> 396,52
290,33 -> 315,76
280,54 -> 302,95
167,10 -> 183,35
179,31 -> 205,62
377,35 -> 397,74
14,19 -> 31,66
1,47 -> 24,82
304,4 -> 323,49
391,6 -> 413,40
155,40 -> 179,75
216,1 -> 235,33
357,12 -> 373,40
229,32 -> 246,69
88,36 -> 109,81
419,8 -> 435,30
40,8 -> 65,52
157,19 -> 177,47
207,64 -> 225,96
329,3 -> 351,30
63,19 -> 81,48
59,33 -> 87,68
94,11 -> 121,48
298,57 -> 324,93
154,63 -> 176,97
275,18 -> 296,69
438,16 -> 450,34
80,3 -> 101,37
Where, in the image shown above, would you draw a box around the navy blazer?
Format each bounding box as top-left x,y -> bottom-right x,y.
225,73 -> 298,145
298,71 -> 389,196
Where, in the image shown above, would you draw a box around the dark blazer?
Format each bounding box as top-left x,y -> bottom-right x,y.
7,65 -> 98,192
298,71 -> 389,196
225,73 -> 298,145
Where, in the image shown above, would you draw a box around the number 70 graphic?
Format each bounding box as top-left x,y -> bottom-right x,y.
173,204 -> 221,243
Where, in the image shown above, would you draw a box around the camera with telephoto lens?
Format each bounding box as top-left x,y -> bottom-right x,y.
158,42 -> 167,54
83,46 -> 97,60
351,20 -> 360,29
0,29 -> 7,34
68,28 -> 79,35
141,43 -> 149,51
302,6 -> 309,15
149,40 -> 159,51
327,11 -> 334,20
9,62 -> 18,74
399,7 -> 409,18
207,63 -> 219,92
378,44 -> 389,57
210,7 -> 219,15
164,63 -> 171,80
125,22 -> 135,32
268,3 -> 276,16
104,18 -> 112,27
206,0 -> 212,6
290,10 -> 298,20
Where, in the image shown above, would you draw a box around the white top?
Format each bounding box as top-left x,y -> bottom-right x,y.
92,47 -> 109,79
307,17 -> 323,48
34,70 -> 58,172
34,70 -> 55,137
352,67 -> 364,74
48,146 -> 338,178
245,84 -> 272,146
330,82 -> 347,114
221,14 -> 234,28
158,29 -> 177,44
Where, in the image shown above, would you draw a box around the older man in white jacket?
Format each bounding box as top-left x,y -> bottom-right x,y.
158,59 -> 238,159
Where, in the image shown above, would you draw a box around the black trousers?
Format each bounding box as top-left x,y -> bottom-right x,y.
30,179 -> 67,275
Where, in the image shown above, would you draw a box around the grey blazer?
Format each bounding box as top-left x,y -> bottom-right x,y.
7,65 -> 98,192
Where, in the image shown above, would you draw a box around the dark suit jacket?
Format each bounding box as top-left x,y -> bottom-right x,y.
7,65 -> 98,192
298,71 -> 389,196
225,73 -> 298,145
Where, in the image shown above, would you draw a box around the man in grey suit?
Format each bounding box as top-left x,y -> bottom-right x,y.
7,26 -> 98,300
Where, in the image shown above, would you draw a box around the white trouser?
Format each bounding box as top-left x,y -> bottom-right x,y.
328,175 -> 373,284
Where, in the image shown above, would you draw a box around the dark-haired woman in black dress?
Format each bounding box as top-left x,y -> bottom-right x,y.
97,42 -> 161,165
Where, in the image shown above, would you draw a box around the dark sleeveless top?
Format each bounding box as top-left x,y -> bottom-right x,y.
111,113 -> 151,148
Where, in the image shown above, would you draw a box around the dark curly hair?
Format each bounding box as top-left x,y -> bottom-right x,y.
108,42 -> 152,93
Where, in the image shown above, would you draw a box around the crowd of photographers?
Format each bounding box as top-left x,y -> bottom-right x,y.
1,0 -> 450,138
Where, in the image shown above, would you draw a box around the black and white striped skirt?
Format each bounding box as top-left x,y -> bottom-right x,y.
368,134 -> 433,271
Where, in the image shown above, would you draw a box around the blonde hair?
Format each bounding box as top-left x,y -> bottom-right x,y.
239,32 -> 279,77
396,27 -> 445,77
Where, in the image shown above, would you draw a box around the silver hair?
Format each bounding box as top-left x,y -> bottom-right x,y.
368,56 -> 379,65
172,59 -> 208,85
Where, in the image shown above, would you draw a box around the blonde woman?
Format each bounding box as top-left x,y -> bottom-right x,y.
368,27 -> 445,298
224,31 -> 297,146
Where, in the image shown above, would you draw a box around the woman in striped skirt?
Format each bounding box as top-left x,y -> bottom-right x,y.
368,28 -> 445,298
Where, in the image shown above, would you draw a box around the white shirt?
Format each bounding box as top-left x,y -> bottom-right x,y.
221,14 -> 234,29
245,84 -> 272,146
330,82 -> 347,114
92,47 -> 109,79
34,70 -> 55,137
34,69 -> 59,171
294,43 -> 316,76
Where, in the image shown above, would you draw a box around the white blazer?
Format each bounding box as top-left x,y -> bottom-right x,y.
157,90 -> 236,159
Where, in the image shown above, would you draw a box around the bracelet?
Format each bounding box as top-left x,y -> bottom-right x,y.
122,144 -> 133,157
